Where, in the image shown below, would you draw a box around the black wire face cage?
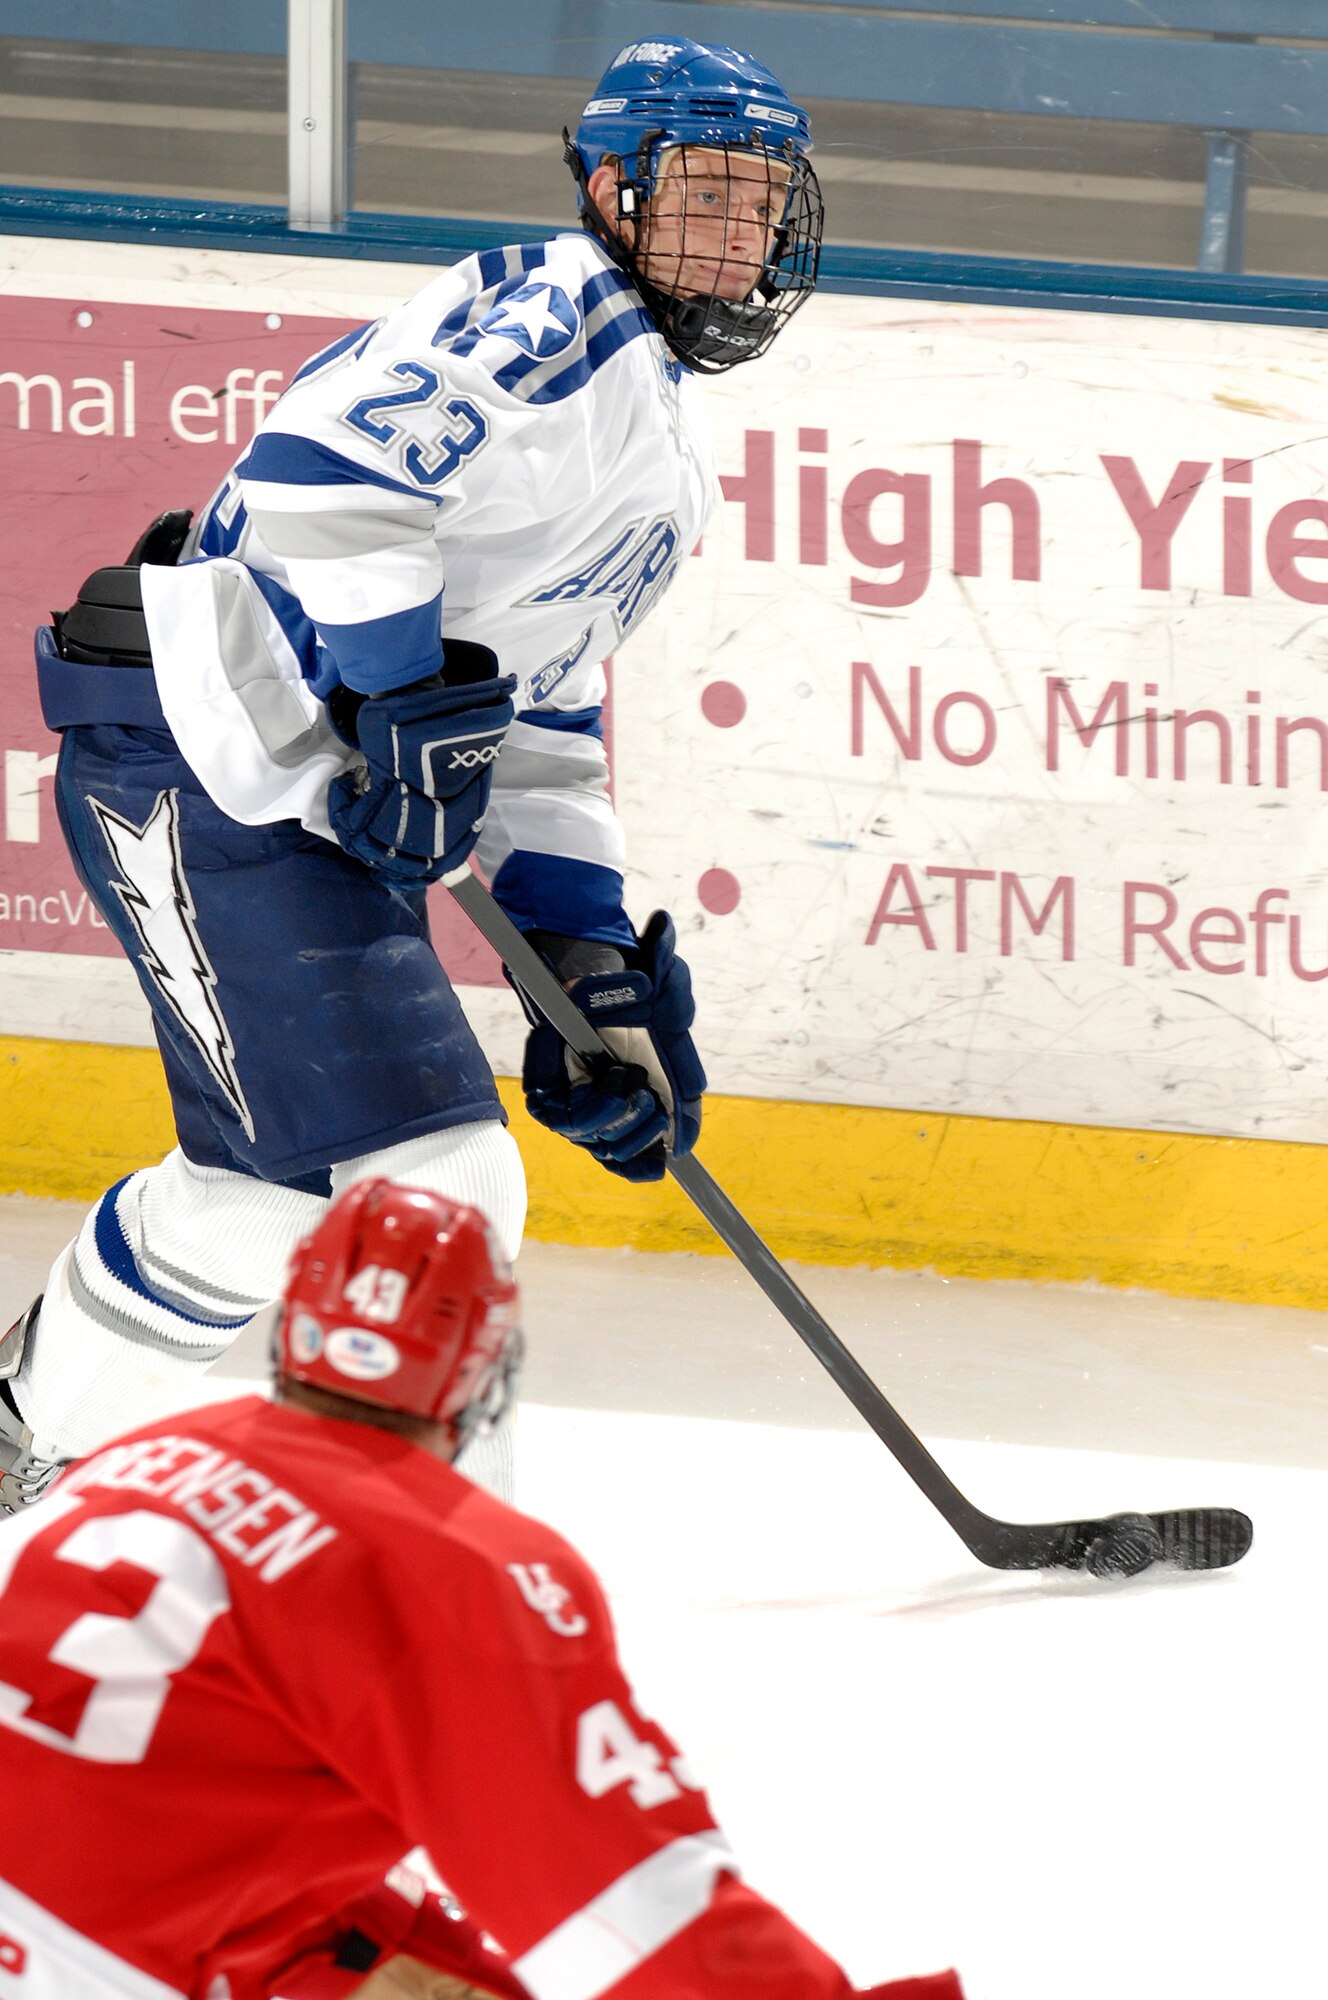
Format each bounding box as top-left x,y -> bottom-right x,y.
566,132 -> 824,374
451,1323 -> 525,1449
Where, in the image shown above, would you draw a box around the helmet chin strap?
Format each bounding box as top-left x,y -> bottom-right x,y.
562,126 -> 643,280
649,288 -> 779,369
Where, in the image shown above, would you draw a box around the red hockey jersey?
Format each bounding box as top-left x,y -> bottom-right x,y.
0,1396 -> 959,2000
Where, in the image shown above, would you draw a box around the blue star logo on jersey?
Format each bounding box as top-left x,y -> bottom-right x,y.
480,284 -> 579,359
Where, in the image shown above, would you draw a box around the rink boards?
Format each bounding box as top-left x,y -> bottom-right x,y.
3,235 -> 1328,1302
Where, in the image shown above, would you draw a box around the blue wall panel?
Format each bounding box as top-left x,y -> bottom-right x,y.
0,0 -> 284,56
1,3 -> 1324,137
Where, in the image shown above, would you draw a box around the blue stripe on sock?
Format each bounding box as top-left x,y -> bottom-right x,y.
93,1180 -> 249,1330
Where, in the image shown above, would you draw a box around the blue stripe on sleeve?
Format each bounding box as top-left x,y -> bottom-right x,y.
289,320 -> 376,388
436,243 -> 554,351
197,496 -> 248,560
314,591 -> 444,695
476,245 -> 511,291
433,297 -> 476,347
516,706 -> 604,739
491,851 -> 635,946
251,570 -> 318,670
522,306 -> 656,404
581,265 -> 636,316
242,432 -> 430,499
444,269 -> 562,363
438,251 -> 654,401
489,342 -> 562,394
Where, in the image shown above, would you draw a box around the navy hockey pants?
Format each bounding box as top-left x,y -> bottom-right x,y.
54,721 -> 504,1191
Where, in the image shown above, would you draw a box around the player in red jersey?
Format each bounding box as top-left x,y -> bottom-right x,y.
0,1180 -> 962,2000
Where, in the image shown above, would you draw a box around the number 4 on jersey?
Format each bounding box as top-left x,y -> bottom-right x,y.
575,1698 -> 701,1809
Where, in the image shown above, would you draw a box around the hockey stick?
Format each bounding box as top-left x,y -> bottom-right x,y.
446,869 -> 1252,1579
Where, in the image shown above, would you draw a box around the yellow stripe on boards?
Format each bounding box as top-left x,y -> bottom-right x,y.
2,1033 -> 1324,1307
0,1036 -> 176,1199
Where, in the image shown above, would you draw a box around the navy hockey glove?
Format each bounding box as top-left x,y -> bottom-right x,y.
327,642 -> 515,885
521,912 -> 706,1183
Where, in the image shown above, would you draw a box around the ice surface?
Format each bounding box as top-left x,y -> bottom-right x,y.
516,1405 -> 1320,2000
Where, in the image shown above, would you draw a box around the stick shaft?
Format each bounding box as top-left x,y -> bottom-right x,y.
667,1152 -> 989,1533
446,869 -> 992,1545
444,870 -> 1252,1577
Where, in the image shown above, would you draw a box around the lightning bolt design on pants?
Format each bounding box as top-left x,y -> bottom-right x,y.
87,787 -> 257,1143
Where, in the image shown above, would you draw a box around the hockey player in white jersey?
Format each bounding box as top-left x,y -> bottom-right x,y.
3,37 -> 824,1511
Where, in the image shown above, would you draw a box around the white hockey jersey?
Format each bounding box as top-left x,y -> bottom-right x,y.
140,231 -> 719,944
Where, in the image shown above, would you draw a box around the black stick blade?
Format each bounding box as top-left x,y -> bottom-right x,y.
1081,1513 -> 1164,1578
1145,1508 -> 1253,1570
966,1506 -> 1252,1576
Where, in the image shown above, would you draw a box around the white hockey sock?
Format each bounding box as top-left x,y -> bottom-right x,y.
17,1153 -> 326,1462
136,1149 -> 327,1310
330,1119 -> 527,1263
19,1125 -> 526,1479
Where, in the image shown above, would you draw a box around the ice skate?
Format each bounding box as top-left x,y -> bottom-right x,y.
0,1300 -> 66,1514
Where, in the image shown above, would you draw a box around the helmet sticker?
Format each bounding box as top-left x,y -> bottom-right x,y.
325,1327 -> 403,1382
748,102 -> 798,127
342,1263 -> 409,1324
583,97 -> 627,115
289,1313 -> 323,1364
615,41 -> 682,66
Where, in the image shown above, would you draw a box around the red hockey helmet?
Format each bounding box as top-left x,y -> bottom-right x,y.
276,1180 -> 521,1439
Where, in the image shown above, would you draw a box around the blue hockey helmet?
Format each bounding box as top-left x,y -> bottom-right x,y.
563,37 -> 822,372
569,38 -> 813,187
